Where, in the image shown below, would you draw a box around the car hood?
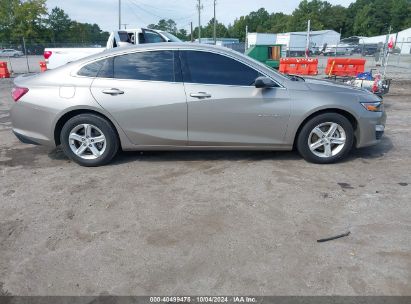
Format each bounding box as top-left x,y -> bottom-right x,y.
303,77 -> 369,94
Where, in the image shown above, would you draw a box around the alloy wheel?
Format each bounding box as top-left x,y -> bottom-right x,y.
307,122 -> 347,158
68,124 -> 106,160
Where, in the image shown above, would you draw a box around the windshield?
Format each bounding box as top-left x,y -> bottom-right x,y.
160,32 -> 182,42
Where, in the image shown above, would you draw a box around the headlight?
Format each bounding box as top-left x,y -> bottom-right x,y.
360,101 -> 383,112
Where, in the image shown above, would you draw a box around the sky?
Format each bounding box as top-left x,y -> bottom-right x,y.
46,0 -> 355,32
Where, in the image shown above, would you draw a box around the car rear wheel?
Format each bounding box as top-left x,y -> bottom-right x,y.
297,113 -> 354,164
60,114 -> 119,167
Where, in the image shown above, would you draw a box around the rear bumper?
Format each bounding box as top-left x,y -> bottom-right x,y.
11,102 -> 57,147
13,130 -> 41,145
12,128 -> 55,146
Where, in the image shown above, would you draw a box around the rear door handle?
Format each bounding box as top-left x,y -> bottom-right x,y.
190,92 -> 212,99
102,88 -> 124,95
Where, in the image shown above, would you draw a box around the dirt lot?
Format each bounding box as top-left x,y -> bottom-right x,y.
0,77 -> 410,296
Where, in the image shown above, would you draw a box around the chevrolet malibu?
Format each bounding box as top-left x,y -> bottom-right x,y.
10,43 -> 386,166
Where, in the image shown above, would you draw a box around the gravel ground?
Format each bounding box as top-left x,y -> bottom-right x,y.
0,77 -> 410,296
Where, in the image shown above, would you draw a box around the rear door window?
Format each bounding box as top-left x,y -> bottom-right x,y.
112,50 -> 180,82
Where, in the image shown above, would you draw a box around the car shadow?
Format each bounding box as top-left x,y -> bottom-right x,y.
111,149 -> 302,165
43,136 -> 394,166
347,136 -> 394,161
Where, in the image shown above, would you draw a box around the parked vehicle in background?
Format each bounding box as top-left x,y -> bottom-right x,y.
11,44 -> 386,167
389,47 -> 401,54
0,49 -> 24,57
353,44 -> 379,56
322,44 -> 354,56
44,28 -> 182,69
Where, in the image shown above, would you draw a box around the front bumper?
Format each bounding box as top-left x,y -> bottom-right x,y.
375,124 -> 385,140
356,111 -> 387,148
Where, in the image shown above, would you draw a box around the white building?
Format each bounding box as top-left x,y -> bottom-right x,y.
308,30 -> 341,49
362,27 -> 411,54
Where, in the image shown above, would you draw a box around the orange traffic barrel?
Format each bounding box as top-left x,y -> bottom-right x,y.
39,61 -> 47,72
0,62 -> 10,78
279,57 -> 318,75
325,58 -> 366,77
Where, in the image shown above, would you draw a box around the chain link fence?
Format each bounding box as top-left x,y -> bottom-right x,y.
0,40 -> 107,74
1,40 -> 410,79
0,41 -> 107,55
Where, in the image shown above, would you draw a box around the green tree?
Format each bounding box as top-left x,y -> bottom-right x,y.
321,5 -> 347,36
198,18 -> 229,39
175,28 -> 188,41
148,19 -> 178,33
68,21 -> 109,44
390,0 -> 411,32
287,0 -> 328,31
352,0 -> 393,36
0,0 -> 20,41
268,13 -> 291,33
47,7 -> 71,42
12,0 -> 48,41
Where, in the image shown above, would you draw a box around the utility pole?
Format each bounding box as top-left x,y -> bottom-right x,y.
383,25 -> 392,77
190,22 -> 194,42
306,19 -> 311,58
118,0 -> 121,30
22,37 -> 30,73
197,0 -> 203,43
121,23 -> 129,29
213,0 -> 217,45
245,25 -> 248,52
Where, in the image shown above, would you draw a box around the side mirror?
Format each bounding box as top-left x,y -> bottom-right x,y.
254,76 -> 276,89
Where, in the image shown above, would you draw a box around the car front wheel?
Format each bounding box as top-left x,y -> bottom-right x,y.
297,113 -> 354,164
60,114 -> 119,167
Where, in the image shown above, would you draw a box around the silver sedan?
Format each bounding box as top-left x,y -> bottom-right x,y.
11,43 -> 386,166
0,49 -> 24,57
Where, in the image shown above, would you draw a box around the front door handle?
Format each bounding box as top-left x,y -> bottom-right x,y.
190,92 -> 212,99
102,88 -> 124,95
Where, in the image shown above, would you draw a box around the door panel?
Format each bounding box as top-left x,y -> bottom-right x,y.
186,84 -> 290,145
180,50 -> 290,146
89,50 -> 187,146
91,79 -> 187,145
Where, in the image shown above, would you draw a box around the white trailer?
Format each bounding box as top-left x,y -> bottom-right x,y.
277,30 -> 340,56
247,33 -> 277,49
363,27 -> 411,55
276,32 -> 308,56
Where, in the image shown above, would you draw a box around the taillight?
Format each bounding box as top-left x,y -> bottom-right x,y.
11,87 -> 29,102
44,51 -> 52,60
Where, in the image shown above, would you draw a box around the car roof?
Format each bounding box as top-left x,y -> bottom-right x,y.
64,43 -> 289,84
102,43 -> 235,56
73,43 -> 244,68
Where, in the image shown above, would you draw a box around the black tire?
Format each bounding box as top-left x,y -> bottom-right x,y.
296,113 -> 354,164
60,114 -> 119,167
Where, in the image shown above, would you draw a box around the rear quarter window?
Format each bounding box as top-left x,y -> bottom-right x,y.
77,60 -> 105,77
